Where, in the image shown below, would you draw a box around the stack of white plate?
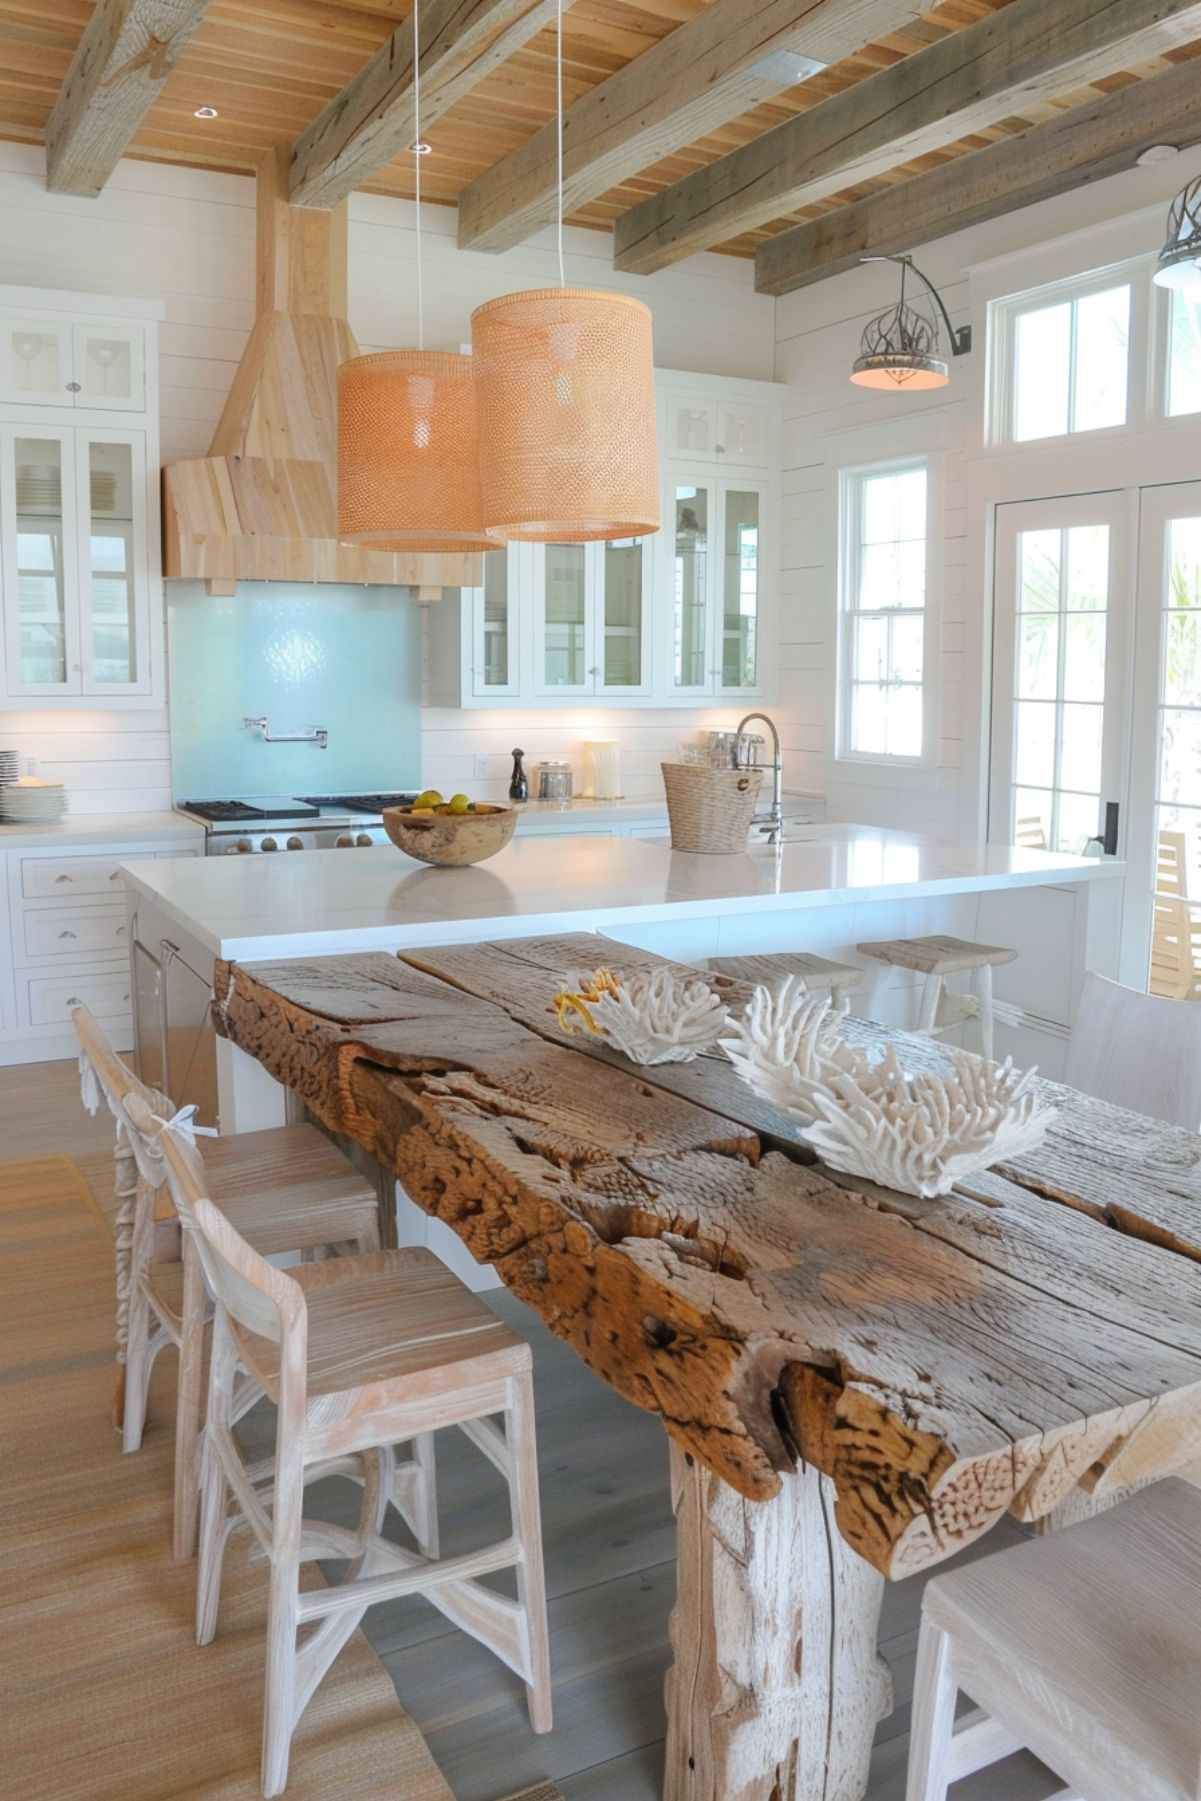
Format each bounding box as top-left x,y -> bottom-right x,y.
0,777 -> 67,825
0,749 -> 18,788
15,465 -> 118,513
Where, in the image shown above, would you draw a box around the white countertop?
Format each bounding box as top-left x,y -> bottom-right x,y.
0,810 -> 205,852
122,824 -> 1122,962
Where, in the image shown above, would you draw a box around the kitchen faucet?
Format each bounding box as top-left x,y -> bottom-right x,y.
736,711 -> 783,844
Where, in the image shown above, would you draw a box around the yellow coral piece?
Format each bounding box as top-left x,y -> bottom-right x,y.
578,967 -> 622,1003
554,990 -> 606,1037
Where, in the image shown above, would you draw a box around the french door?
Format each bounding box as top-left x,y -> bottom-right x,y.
989,481 -> 1201,996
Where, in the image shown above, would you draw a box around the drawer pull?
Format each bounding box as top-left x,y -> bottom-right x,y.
58,929 -> 77,940
55,874 -> 73,884
116,925 -> 126,936
108,871 -> 119,881
123,993 -> 130,1003
65,996 -> 82,1007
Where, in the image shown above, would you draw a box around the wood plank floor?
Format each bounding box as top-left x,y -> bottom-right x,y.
6,1058 -> 1065,1801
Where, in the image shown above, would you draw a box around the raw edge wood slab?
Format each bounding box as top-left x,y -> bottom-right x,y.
213,934 -> 1201,1801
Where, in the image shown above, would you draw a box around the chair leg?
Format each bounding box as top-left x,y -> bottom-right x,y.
974,962 -> 995,1063
916,971 -> 944,1038
906,1620 -> 958,1801
262,1436 -> 305,1799
122,1280 -> 153,1454
172,1239 -> 207,1561
195,1430 -> 229,1648
506,1371 -> 552,1735
408,1433 -> 439,1561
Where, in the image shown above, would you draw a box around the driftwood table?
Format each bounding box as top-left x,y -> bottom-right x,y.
214,933 -> 1201,1801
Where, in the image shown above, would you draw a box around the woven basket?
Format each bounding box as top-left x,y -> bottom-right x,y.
661,762 -> 763,853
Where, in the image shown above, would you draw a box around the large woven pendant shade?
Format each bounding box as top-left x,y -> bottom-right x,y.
337,349 -> 496,553
471,287 -> 660,543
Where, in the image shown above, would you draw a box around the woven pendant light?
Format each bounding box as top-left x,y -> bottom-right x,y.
471,2 -> 659,544
337,1 -> 495,555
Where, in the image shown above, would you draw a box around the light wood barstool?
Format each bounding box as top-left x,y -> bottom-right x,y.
856,934 -> 1017,1060
155,1114 -> 552,1800
907,1478 -> 1201,1801
711,952 -> 864,1013
73,1005 -> 385,1561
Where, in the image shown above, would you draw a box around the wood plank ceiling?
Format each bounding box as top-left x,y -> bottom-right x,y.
1,0 -> 1199,266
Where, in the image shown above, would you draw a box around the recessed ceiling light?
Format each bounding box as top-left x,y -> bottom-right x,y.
749,49 -> 827,86
194,105 -> 219,120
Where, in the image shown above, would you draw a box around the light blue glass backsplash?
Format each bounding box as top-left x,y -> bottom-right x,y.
167,582 -> 422,799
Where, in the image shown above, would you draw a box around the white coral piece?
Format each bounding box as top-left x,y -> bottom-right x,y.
724,980 -> 1056,1197
586,967 -> 730,1066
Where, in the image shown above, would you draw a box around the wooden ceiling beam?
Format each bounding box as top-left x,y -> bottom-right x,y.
455,0 -> 930,255
753,57 -> 1201,296
46,0 -> 214,198
289,0 -> 558,211
615,0 -> 1201,276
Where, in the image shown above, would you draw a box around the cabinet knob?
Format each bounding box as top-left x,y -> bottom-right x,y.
66,381 -> 81,393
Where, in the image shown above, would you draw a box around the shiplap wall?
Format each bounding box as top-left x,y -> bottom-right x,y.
774,146 -> 1201,839
0,143 -> 776,810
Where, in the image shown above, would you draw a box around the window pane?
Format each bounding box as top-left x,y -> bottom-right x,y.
885,685 -> 923,757
721,490 -> 759,688
1072,286 -> 1129,432
1019,615 -> 1058,700
1014,790 -> 1051,848
1168,289 -> 1201,418
1065,525 -> 1109,610
1063,614 -> 1106,702
1169,517 -> 1201,607
1165,612 -> 1201,707
1016,701 -> 1056,785
1014,302 -> 1071,441
862,473 -> 899,543
854,616 -> 888,682
895,539 -> 926,608
1161,708 -> 1201,807
674,486 -> 708,687
1056,791 -> 1100,855
543,543 -> 586,686
850,685 -> 887,755
14,436 -> 66,686
86,443 -> 135,684
890,615 -> 924,684
1019,530 -> 1061,612
1060,702 -> 1103,791
859,543 -> 901,610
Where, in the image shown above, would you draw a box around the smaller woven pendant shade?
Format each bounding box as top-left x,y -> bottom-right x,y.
471,287 -> 660,543
338,349 -> 496,552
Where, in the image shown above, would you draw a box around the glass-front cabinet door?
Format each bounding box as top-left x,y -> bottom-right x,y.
597,536 -> 650,696
0,320 -> 74,407
535,542 -> 590,694
71,323 -> 145,412
471,544 -> 520,698
671,478 -> 712,694
1,427 -> 79,696
79,432 -> 148,695
718,483 -> 763,693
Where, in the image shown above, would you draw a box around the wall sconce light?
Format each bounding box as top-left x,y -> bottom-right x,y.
1153,177 -> 1201,292
850,254 -> 972,391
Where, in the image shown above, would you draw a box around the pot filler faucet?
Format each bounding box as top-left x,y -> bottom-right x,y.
736,711 -> 783,844
243,715 -> 329,750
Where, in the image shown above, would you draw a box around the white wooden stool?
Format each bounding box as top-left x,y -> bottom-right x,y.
856,935 -> 1017,1060
711,952 -> 864,1014
73,1005 -> 383,1562
907,1477 -> 1201,1801
156,1116 -> 552,1799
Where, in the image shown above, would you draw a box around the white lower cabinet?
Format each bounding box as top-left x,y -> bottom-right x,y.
3,836 -> 198,1063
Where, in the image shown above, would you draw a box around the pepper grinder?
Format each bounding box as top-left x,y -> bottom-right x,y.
509,747 -> 529,802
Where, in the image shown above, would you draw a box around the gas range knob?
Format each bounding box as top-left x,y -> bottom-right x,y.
235,837 -> 254,853
355,833 -> 373,847
260,836 -> 278,852
286,835 -> 304,851
335,833 -> 354,848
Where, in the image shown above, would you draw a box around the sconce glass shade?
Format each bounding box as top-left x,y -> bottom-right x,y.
1154,177 -> 1201,292
471,287 -> 660,543
850,299 -> 949,390
337,350 -> 497,552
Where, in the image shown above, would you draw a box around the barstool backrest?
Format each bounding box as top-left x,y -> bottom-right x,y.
1065,970 -> 1201,1130
71,1003 -> 175,1190
156,1121 -> 304,1354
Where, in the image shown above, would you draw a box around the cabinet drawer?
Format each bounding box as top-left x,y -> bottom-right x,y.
22,904 -> 128,959
21,851 -> 156,899
25,966 -> 131,1028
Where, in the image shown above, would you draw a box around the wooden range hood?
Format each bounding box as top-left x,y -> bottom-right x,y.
162,151 -> 481,595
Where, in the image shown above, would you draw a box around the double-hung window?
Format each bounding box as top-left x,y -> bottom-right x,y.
837,459 -> 928,761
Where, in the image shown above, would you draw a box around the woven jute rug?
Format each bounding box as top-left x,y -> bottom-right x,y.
0,1155 -> 561,1801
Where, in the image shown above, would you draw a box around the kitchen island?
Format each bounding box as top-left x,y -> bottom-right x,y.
123,823 -> 1122,1156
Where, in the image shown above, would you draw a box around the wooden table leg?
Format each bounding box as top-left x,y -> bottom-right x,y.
664,1442 -> 891,1801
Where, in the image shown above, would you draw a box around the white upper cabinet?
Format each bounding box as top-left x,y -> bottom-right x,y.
430,368 -> 781,709
0,287 -> 162,709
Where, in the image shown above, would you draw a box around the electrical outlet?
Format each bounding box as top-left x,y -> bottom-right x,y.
473,753 -> 491,780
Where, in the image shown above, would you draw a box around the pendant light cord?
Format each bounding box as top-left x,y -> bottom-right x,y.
413,0 -> 424,351
556,0 -> 565,288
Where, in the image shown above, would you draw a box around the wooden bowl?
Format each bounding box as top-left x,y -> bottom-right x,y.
381,803 -> 518,867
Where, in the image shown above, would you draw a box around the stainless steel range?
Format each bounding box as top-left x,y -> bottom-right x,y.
176,792 -> 418,855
